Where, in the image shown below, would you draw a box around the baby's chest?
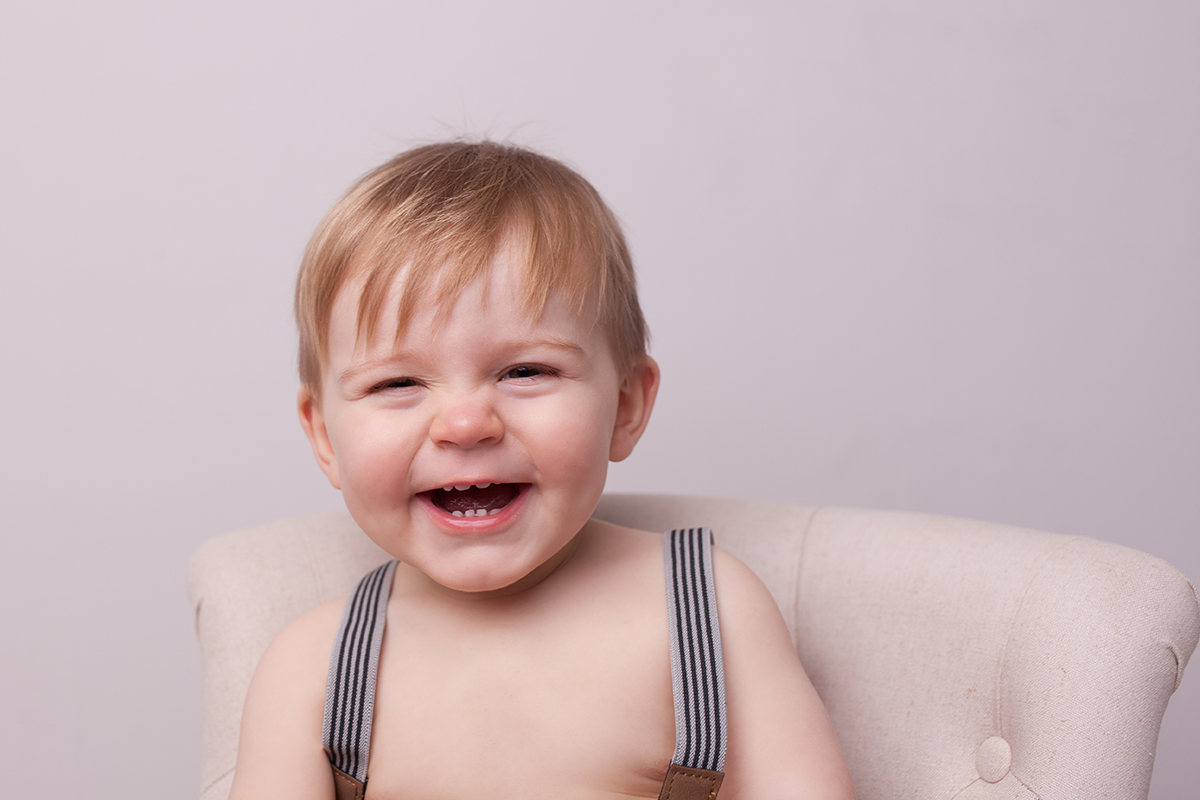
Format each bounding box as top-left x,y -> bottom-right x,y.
363,612 -> 676,798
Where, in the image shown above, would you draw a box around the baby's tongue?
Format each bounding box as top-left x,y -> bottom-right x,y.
436,484 -> 521,514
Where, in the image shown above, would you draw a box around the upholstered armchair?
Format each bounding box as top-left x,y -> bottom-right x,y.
187,494 -> 1200,799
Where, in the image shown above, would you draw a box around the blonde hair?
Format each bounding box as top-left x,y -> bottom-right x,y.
295,141 -> 647,395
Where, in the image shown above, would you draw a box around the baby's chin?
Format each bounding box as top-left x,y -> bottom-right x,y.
414,534 -> 584,599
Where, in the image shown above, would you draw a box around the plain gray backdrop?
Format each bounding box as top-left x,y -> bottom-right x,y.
2,1 -> 1196,797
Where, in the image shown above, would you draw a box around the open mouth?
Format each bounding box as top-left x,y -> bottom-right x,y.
427,483 -> 524,518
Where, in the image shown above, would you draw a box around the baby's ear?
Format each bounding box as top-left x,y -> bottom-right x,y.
610,356 -> 660,462
298,389 -> 341,489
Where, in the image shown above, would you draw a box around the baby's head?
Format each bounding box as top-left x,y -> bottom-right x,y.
293,141 -> 658,592
295,140 -> 648,400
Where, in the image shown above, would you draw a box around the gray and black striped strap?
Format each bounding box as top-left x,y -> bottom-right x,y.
322,559 -> 398,790
663,528 -> 728,774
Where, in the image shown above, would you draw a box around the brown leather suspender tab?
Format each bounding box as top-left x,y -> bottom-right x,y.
658,763 -> 725,800
331,765 -> 366,800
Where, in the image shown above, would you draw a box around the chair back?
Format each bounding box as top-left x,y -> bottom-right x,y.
187,494 -> 1200,800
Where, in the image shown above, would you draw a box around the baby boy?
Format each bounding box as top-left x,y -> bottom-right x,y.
231,141 -> 853,799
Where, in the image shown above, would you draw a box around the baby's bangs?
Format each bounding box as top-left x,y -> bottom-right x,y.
352,182 -> 609,351
511,193 -> 609,322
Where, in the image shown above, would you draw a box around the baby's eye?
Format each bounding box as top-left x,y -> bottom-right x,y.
502,365 -> 552,381
371,377 -> 420,392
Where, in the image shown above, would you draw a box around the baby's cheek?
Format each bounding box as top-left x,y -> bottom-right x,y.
544,410 -> 616,476
339,444 -> 409,502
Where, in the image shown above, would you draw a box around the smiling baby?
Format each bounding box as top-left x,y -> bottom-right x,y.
229,141 -> 854,800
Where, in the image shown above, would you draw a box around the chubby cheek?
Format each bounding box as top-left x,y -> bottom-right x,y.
327,418 -> 417,517
339,455 -> 403,515
522,393 -> 617,492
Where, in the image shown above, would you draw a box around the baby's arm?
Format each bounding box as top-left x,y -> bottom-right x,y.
227,602 -> 341,800
713,549 -> 856,800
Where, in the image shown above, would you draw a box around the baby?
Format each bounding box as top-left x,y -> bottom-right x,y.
231,141 -> 854,799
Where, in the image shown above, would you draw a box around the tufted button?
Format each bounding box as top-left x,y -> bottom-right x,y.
976,736 -> 1012,783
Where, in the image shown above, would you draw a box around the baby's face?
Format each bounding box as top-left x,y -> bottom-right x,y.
301,247 -> 651,595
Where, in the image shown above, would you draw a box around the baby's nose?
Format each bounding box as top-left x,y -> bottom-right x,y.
428,391 -> 504,447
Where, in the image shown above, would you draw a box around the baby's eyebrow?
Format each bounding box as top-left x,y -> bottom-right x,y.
498,337 -> 587,358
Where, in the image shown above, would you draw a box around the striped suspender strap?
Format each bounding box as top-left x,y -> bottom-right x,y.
660,528 -> 727,800
321,559 -> 398,800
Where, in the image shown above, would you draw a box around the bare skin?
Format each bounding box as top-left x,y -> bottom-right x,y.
231,244 -> 854,799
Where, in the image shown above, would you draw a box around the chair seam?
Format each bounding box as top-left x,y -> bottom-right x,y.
1008,769 -> 1041,799
790,505 -> 824,645
992,536 -> 1081,740
1173,579 -> 1200,691
947,772 -> 1041,800
200,765 -> 235,796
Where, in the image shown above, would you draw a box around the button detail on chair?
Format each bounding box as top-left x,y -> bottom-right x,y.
976,736 -> 1012,783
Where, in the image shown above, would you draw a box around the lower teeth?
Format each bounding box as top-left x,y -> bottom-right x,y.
450,508 -> 501,518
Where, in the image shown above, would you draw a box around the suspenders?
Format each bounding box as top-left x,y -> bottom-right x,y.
660,528 -> 727,799
321,529 -> 727,800
322,559 -> 397,800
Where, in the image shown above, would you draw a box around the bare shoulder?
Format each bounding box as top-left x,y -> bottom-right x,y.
227,599 -> 344,800
575,518 -> 670,585
264,597 -> 345,662
711,547 -> 856,800
584,517 -> 666,554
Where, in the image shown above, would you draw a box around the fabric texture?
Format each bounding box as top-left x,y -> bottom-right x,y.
187,495 -> 1200,800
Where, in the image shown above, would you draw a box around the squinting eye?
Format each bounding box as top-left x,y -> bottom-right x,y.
503,365 -> 545,380
373,377 -> 420,391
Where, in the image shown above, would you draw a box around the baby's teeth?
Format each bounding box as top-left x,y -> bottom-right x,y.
449,507 -> 502,518
476,482 -> 491,489
454,484 -> 471,491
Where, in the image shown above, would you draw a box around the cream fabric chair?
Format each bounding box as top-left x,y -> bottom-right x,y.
187,494 -> 1200,800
